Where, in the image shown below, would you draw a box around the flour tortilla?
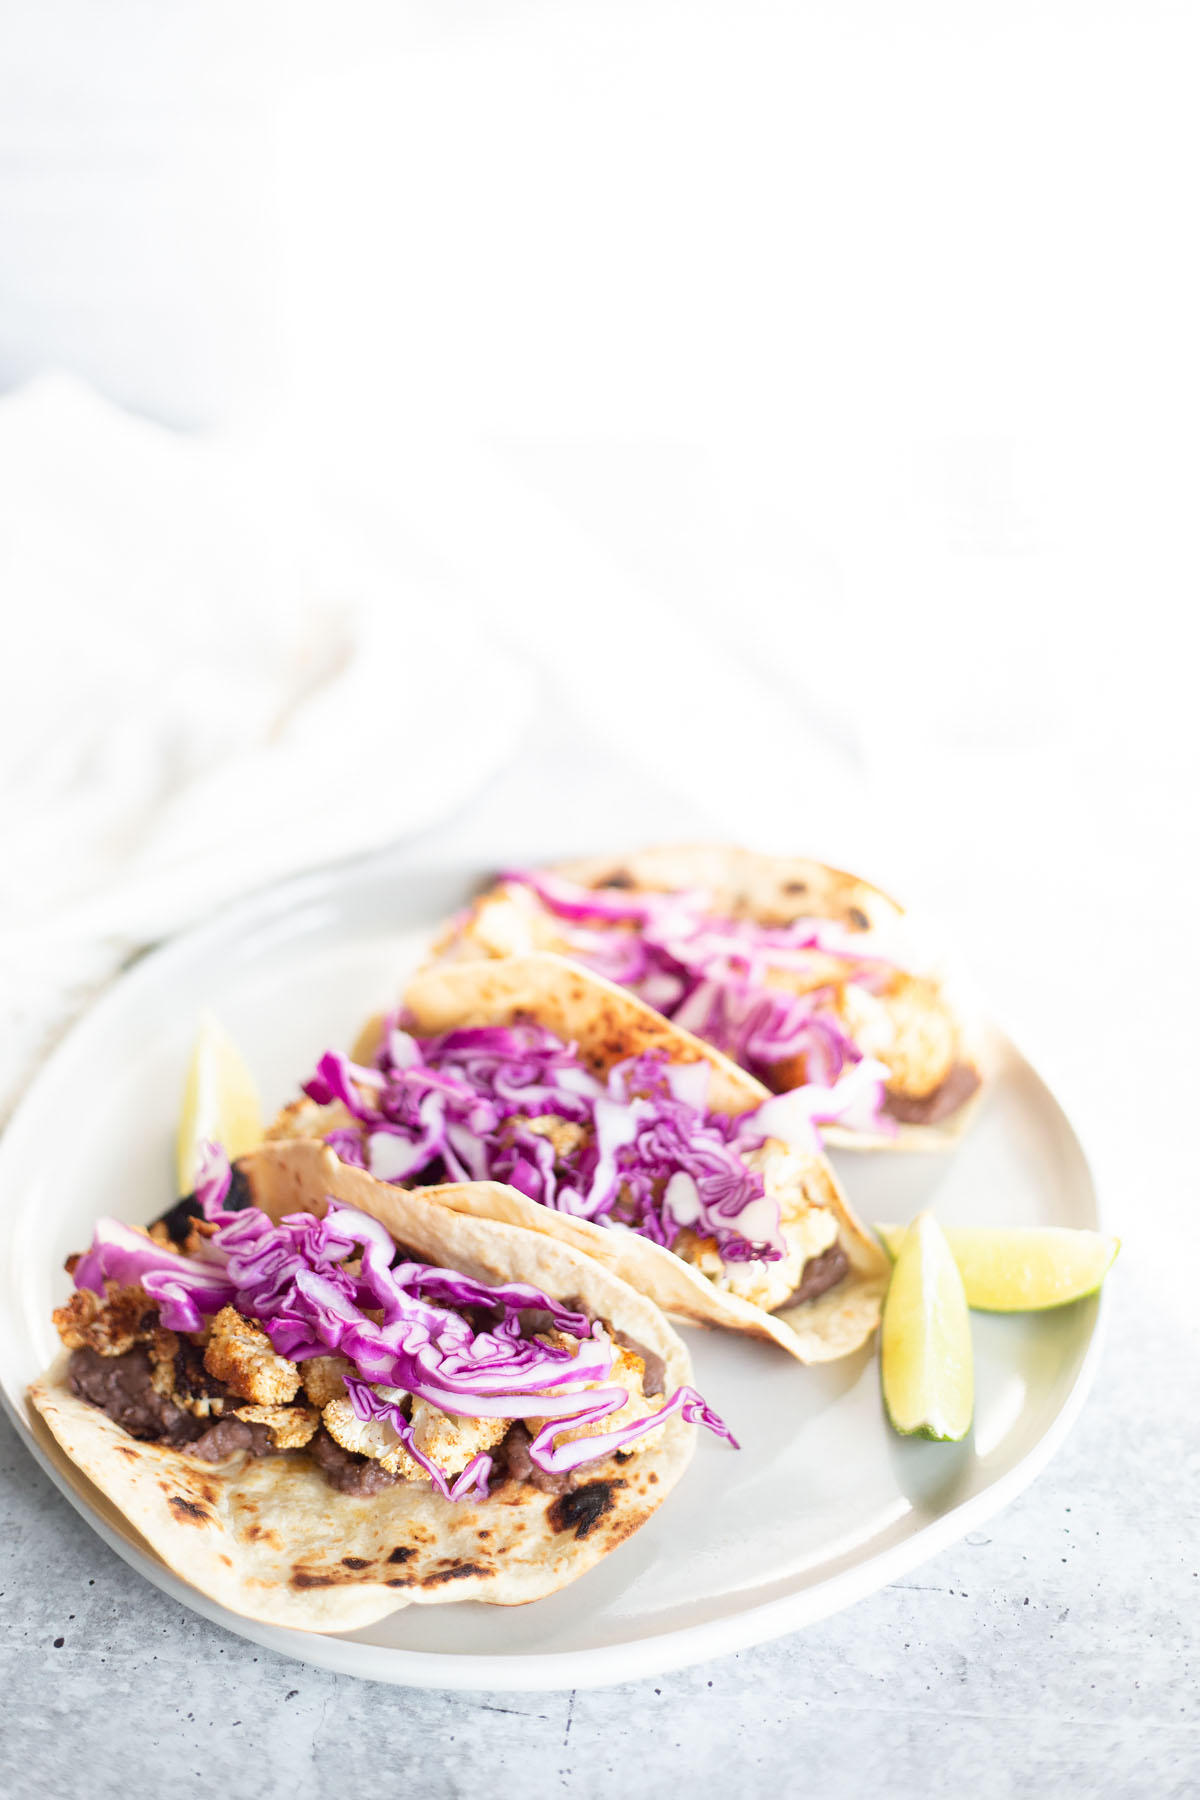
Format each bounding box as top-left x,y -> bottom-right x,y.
401,953 -> 889,1361
28,1143 -> 697,1633
440,844 -> 983,1151
556,844 -> 906,933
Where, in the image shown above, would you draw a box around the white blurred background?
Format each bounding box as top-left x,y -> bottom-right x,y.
1,1 -> 1197,1272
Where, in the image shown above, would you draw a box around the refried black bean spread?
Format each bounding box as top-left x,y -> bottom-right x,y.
67,1348 -> 276,1458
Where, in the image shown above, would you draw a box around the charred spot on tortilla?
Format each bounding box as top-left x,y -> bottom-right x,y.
291,1568 -> 338,1589
604,870 -> 634,889
547,1481 -> 619,1540
421,1561 -> 490,1586
783,879 -> 808,894
847,906 -> 870,930
387,1545 -> 416,1564
341,1556 -> 370,1569
167,1495 -> 211,1525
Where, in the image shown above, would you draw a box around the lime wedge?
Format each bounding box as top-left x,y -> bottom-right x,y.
881,1210 -> 973,1441
176,1009 -> 262,1195
875,1222 -> 1119,1311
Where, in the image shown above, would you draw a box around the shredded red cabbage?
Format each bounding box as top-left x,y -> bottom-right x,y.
741,1056 -> 897,1150
497,868 -> 897,1105
304,1030 -> 786,1261
74,1218 -> 236,1335
71,1144 -> 736,1497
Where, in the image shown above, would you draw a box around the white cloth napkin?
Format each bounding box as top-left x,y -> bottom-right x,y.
0,375 -> 536,1114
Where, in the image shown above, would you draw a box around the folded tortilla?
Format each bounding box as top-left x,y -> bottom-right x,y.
435,844 -> 985,1151
393,953 -> 890,1362
28,1144 -> 698,1633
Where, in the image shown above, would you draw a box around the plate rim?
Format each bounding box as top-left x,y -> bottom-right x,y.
0,846 -> 1109,1692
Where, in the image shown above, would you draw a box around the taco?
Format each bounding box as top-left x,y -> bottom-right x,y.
28,1140 -> 731,1632
269,953 -> 890,1362
430,846 -> 984,1149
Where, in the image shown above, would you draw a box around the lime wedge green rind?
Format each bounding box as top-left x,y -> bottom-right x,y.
875,1223 -> 1119,1312
880,1211 -> 973,1443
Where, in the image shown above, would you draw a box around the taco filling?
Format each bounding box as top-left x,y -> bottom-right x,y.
53,1149 -> 731,1506
276,1024 -> 861,1321
437,862 -> 981,1136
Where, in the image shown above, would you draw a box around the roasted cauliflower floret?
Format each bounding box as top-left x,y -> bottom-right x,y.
877,974 -> 957,1098
834,973 -> 956,1098
203,1306 -> 302,1405
321,1391 -> 423,1478
52,1283 -> 158,1357
514,1114 -> 589,1159
834,981 -> 897,1062
526,1334 -> 663,1454
300,1354 -> 353,1408
673,1139 -> 841,1312
148,1327 -> 181,1398
232,1402 -> 319,1449
408,1402 -> 509,1475
322,1389 -> 506,1481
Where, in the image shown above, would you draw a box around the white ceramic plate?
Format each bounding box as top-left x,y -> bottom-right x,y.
0,850 -> 1106,1691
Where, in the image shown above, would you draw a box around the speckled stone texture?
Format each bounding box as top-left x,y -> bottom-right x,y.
1,1272 -> 1195,1800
